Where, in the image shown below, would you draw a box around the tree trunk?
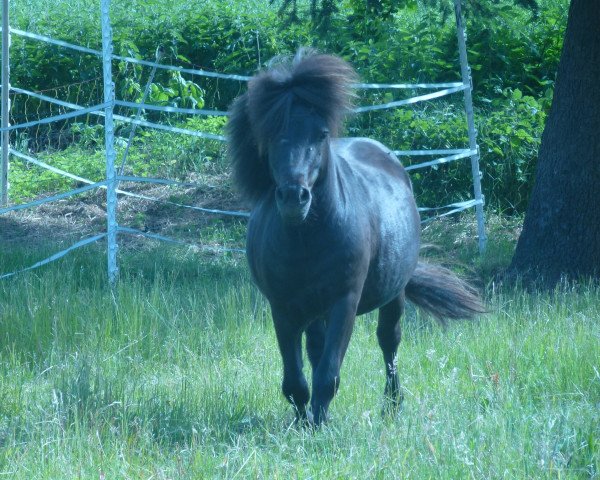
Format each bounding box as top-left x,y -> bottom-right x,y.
509,0 -> 600,286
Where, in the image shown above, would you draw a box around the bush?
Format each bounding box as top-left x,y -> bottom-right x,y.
7,0 -> 568,213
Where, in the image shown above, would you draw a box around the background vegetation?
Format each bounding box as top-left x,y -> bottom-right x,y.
7,0 -> 567,213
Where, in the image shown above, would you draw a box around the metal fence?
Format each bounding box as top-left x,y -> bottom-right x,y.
0,0 -> 486,283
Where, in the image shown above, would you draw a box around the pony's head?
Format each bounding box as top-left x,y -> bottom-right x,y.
227,50 -> 356,223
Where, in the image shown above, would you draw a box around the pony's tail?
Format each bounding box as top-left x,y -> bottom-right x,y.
405,261 -> 485,325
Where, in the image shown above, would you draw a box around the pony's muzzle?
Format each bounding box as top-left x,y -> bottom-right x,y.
276,184 -> 310,206
275,184 -> 311,223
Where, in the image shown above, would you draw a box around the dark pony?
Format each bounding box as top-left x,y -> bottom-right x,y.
228,51 -> 484,426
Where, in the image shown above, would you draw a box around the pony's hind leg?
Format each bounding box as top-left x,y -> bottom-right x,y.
377,292 -> 405,413
272,307 -> 310,423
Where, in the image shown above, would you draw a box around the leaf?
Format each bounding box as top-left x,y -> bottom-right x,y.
512,89 -> 523,101
515,129 -> 532,141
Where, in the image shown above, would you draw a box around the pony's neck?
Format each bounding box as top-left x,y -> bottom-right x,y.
312,145 -> 347,220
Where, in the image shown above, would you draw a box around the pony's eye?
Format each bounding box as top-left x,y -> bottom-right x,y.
320,128 -> 330,140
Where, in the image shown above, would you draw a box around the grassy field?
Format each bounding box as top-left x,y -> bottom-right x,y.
0,239 -> 598,479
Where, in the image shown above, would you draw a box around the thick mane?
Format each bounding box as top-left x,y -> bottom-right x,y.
227,51 -> 357,206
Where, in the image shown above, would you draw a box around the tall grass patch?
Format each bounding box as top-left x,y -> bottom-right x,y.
0,245 -> 597,478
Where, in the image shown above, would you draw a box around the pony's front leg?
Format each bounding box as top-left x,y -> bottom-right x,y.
272,307 -> 310,423
310,294 -> 359,426
306,318 -> 326,372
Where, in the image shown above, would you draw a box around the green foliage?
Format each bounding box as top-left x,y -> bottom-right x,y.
8,115 -> 228,202
122,71 -> 205,109
7,0 -> 569,212
126,115 -> 228,179
479,87 -> 550,212
9,148 -> 105,201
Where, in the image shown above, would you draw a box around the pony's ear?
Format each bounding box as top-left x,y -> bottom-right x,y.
227,93 -> 272,206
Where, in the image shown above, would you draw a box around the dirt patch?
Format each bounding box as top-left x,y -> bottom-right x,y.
0,178 -> 249,250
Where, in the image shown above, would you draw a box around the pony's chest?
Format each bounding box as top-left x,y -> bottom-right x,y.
247,216 -> 367,315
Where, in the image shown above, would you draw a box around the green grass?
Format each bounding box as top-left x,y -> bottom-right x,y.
0,244 -> 598,479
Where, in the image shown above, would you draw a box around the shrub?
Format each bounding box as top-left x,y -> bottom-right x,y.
7,0 -> 568,212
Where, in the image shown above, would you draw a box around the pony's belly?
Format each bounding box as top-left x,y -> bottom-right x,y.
357,256 -> 417,315
249,231 -> 418,320
357,211 -> 421,314
255,256 -> 414,319
250,246 -> 364,320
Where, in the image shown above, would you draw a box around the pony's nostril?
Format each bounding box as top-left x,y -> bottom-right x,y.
276,185 -> 310,206
299,187 -> 310,204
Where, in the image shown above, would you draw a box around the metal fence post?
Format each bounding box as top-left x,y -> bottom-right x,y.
454,0 -> 487,253
100,0 -> 118,283
1,0 -> 10,206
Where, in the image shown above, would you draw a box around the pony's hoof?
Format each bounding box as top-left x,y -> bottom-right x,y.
293,409 -> 314,428
311,409 -> 329,428
381,393 -> 404,419
304,410 -> 315,427
297,409 -> 327,431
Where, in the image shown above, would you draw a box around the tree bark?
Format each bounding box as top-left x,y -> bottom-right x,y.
509,0 -> 600,286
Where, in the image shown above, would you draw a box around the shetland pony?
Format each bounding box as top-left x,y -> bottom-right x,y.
227,51 -> 483,425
